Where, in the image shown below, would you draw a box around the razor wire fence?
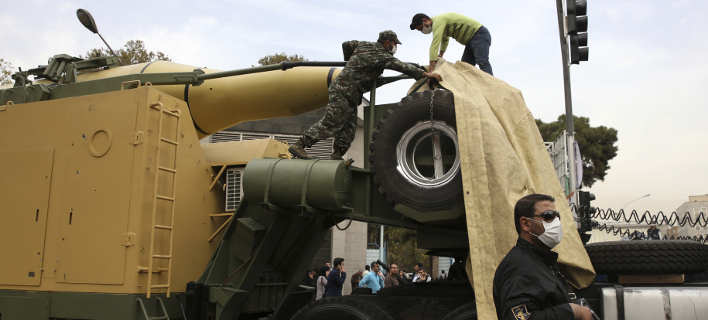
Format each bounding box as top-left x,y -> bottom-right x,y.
570,204 -> 708,244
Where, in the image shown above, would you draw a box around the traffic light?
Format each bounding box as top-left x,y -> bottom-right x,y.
578,191 -> 596,235
566,0 -> 588,64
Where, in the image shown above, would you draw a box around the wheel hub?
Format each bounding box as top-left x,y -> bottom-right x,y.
396,120 -> 460,188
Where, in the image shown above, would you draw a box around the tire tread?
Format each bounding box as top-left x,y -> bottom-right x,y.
585,240 -> 708,274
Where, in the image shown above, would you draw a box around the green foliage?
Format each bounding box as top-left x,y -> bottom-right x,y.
82,40 -> 170,65
536,115 -> 618,188
256,53 -> 307,66
367,224 -> 429,273
0,58 -> 13,86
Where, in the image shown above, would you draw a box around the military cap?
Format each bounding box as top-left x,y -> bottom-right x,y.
378,30 -> 402,45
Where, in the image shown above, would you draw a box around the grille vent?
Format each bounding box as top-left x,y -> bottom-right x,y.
225,168 -> 243,211
209,131 -> 334,159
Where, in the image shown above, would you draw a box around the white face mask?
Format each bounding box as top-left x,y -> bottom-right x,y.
528,217 -> 564,248
421,25 -> 432,34
389,44 -> 397,55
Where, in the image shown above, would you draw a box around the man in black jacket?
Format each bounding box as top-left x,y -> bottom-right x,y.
325,257 -> 346,297
493,194 -> 592,320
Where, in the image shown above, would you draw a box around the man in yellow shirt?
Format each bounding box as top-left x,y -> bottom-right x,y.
410,12 -> 493,76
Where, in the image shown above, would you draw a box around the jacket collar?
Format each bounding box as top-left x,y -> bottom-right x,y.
517,237 -> 558,266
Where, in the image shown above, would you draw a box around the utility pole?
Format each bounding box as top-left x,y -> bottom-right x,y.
555,0 -> 588,200
379,225 -> 384,263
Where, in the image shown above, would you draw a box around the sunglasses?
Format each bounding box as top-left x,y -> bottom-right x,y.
531,210 -> 561,222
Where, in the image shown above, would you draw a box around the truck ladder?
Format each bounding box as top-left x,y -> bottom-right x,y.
145,102 -> 181,298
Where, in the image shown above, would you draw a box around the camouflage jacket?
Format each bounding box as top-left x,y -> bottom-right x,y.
333,40 -> 425,102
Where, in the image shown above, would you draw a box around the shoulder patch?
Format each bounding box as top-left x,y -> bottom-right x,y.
511,304 -> 531,320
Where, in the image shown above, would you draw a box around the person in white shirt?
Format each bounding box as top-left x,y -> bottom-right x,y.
315,266 -> 330,300
417,267 -> 432,282
412,262 -> 424,282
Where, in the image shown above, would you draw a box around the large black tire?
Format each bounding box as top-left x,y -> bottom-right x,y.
369,90 -> 463,213
585,240 -> 708,274
290,297 -> 395,320
442,302 -> 478,320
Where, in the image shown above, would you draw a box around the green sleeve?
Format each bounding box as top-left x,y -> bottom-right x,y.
431,19 -> 450,54
384,57 -> 425,80
429,31 -> 450,61
430,19 -> 449,61
342,40 -> 359,61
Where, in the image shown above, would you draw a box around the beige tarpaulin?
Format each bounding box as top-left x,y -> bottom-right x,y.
411,59 -> 595,320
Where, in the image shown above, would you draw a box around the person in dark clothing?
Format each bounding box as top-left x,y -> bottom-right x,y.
325,257 -> 346,297
301,269 -> 316,287
384,264 -> 400,288
493,194 -> 592,320
647,224 -> 661,240
288,30 -> 442,160
351,269 -> 363,288
398,270 -> 409,284
447,259 -> 469,282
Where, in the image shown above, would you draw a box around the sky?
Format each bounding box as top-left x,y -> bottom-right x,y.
1,0 -> 706,218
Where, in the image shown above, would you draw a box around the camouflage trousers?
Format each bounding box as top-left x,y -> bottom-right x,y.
302,93 -> 358,153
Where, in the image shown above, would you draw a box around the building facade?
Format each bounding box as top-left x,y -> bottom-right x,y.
675,195 -> 708,239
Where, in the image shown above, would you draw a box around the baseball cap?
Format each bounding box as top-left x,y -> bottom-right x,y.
378,30 -> 402,44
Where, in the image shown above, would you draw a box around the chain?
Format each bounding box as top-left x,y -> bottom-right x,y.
429,90 -> 441,176
429,90 -> 436,134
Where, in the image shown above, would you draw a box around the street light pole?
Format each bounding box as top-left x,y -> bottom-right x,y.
622,194 -> 651,212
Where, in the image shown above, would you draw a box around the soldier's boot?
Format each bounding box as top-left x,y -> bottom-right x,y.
329,146 -> 345,160
288,139 -> 313,160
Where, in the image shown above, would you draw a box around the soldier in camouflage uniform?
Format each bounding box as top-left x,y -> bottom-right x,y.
289,30 -> 443,160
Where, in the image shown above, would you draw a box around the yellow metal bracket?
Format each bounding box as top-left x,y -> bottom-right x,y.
130,131 -> 145,145
209,165 -> 227,191
208,213 -> 234,242
121,232 -> 137,247
121,80 -> 141,90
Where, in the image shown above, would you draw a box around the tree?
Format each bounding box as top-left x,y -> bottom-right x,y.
1,58 -> 13,86
536,115 -> 618,188
367,224 -> 429,273
82,40 -> 170,65
256,53 -> 307,66
2,41 -> 168,85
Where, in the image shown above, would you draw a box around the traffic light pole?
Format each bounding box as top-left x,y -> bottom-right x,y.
556,0 -> 578,200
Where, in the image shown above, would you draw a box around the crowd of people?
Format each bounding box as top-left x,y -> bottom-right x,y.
301,258 -> 455,300
300,194 -> 597,319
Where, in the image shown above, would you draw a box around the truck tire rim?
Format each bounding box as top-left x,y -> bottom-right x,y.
396,120 -> 460,187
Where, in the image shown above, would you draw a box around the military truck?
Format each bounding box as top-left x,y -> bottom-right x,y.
2,9 -> 707,320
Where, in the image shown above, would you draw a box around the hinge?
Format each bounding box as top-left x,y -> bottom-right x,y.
130,131 -> 144,145
121,232 -> 137,247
